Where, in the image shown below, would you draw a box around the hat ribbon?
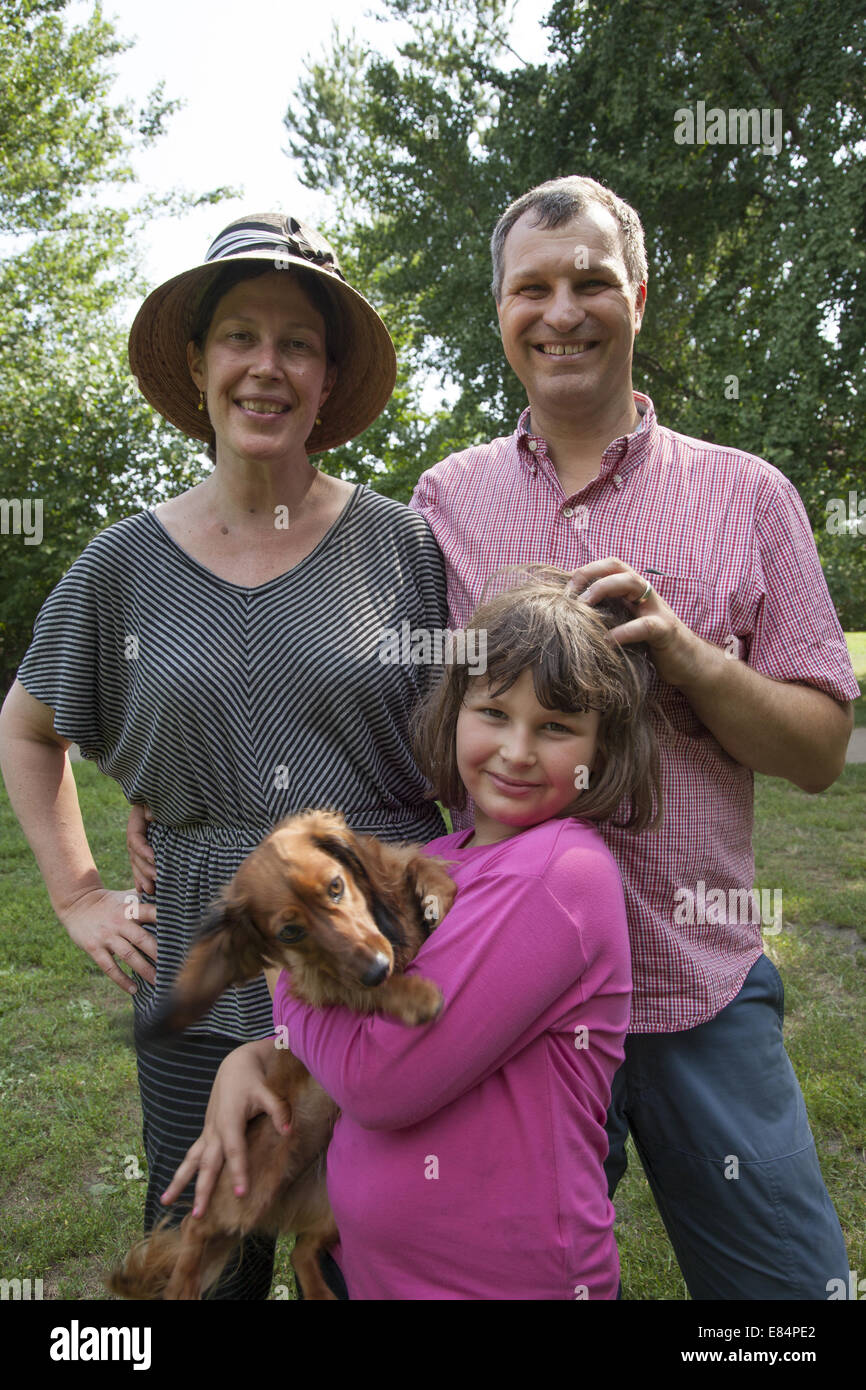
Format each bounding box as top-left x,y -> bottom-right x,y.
204,217 -> 347,283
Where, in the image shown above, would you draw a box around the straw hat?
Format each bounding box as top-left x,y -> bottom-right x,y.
128,214 -> 397,455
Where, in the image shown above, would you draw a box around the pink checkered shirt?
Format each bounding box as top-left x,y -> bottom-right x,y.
409,392 -> 860,1032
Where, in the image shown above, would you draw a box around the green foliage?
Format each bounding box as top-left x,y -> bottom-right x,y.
286,0 -> 866,619
0,0 -> 231,686
817,533 -> 866,635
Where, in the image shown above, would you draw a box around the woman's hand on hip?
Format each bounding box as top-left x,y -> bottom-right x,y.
127,801 -> 156,895
160,1039 -> 291,1217
59,887 -> 157,995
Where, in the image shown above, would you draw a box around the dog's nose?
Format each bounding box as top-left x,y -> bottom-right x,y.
361,953 -> 391,987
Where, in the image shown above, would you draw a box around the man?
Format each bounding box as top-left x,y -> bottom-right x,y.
409,175 -> 859,1299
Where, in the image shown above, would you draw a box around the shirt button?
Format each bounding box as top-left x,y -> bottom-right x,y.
562,506 -> 574,517
613,473 -> 623,489
527,439 -> 538,452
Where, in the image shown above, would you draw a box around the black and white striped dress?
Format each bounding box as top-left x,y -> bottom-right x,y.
17,484 -> 448,1296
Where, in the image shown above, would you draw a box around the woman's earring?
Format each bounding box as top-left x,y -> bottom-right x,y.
315,414 -> 322,426
198,391 -> 205,412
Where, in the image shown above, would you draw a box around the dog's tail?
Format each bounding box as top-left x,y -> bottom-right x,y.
107,1220 -> 185,1300
108,1214 -> 240,1301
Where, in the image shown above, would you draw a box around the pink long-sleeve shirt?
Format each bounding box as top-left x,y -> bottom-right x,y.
272,815 -> 632,1300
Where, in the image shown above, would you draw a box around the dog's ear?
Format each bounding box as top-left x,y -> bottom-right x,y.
410,857 -> 458,936
311,831 -> 369,890
367,891 -> 405,949
138,898 -> 265,1041
312,830 -> 406,948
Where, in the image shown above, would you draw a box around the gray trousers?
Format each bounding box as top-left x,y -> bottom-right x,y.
604,954 -> 850,1300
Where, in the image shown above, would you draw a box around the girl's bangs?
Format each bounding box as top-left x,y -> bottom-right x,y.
469,600 -> 606,714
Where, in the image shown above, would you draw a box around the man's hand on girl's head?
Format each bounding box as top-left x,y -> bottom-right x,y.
568,556 -> 702,688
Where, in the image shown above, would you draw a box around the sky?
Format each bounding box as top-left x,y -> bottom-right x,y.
72,0 -> 553,300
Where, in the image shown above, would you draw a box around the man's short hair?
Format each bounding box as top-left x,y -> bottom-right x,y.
490,176 -> 648,301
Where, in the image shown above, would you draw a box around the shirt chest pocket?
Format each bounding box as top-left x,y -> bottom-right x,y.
639,570 -> 710,638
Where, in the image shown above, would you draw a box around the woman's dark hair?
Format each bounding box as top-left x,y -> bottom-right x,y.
187,261 -> 342,461
410,564 -> 663,832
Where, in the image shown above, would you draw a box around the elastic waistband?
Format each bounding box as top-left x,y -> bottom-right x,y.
149,806 -> 444,848
149,821 -> 272,849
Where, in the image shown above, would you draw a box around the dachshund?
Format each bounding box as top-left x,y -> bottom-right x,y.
108,808 -> 456,1301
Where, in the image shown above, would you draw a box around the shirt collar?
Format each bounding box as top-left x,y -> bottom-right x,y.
516,391 -> 657,481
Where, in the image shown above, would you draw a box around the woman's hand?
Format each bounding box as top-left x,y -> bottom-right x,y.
127,802 -> 156,895
59,886 -> 157,995
160,1039 -> 292,1217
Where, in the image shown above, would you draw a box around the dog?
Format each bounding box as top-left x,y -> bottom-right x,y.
108,808 -> 456,1300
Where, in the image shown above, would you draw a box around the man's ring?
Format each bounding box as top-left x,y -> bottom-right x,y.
636,580 -> 652,604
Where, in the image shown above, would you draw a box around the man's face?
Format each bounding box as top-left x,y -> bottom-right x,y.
496,204 -> 646,428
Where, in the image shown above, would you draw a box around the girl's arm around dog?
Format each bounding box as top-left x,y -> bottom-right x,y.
274,820 -> 630,1130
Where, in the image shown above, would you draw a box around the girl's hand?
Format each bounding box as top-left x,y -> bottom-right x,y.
58,887 -> 157,995
160,1040 -> 292,1218
127,802 -> 156,895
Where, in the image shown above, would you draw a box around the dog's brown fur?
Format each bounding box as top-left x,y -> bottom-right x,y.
108,808 -> 455,1301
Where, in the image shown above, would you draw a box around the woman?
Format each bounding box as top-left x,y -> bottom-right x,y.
0,214 -> 447,1299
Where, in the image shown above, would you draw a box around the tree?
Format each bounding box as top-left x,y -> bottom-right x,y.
286,0 -> 866,622
0,0 -> 228,685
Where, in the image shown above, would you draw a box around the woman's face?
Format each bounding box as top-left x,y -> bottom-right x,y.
186,270 -> 336,465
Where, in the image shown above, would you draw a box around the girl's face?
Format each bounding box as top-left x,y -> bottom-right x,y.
455,667 -> 601,846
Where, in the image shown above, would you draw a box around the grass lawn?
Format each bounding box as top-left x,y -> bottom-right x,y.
0,634 -> 863,1301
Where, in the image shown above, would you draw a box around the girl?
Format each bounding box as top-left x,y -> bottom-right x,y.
162,564 -> 662,1299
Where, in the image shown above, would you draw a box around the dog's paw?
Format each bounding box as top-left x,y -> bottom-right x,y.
401,981 -> 444,1025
